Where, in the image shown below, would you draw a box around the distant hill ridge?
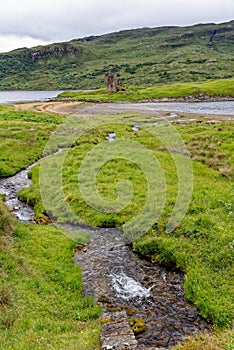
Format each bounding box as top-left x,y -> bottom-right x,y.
0,20 -> 233,90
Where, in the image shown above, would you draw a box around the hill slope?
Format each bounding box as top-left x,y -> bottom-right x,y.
0,21 -> 233,90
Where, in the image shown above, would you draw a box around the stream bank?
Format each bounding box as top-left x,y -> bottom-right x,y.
0,160 -> 210,349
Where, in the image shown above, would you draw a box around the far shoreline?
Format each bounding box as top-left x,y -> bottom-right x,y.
15,100 -> 234,122
55,95 -> 234,104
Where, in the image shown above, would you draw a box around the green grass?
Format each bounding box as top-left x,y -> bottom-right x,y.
0,106 -> 101,349
0,105 -> 64,177
1,104 -> 234,349
58,78 -> 234,102
0,199 -> 101,350
18,113 -> 234,329
177,121 -> 234,178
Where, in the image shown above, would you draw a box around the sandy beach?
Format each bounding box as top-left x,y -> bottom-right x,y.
16,100 -> 234,123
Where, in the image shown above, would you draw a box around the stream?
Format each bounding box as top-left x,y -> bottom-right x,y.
0,163 -> 36,223
0,159 -> 210,349
73,225 -> 209,349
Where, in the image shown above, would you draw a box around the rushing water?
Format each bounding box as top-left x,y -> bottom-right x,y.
73,226 -> 209,348
110,270 -> 151,299
0,164 -> 36,223
0,90 -> 63,104
0,151 -> 62,223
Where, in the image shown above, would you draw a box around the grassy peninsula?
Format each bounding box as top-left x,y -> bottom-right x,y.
58,78 -> 234,102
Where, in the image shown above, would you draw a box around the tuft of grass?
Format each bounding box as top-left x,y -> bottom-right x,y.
0,199 -> 14,238
172,329 -> 234,350
176,121 -> 234,180
0,285 -> 13,306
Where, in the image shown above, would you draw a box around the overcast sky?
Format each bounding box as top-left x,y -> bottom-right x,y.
0,0 -> 233,52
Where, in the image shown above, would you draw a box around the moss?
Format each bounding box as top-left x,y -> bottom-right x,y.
98,295 -> 112,303
101,318 -> 112,325
106,306 -> 122,312
129,317 -> 147,335
121,305 -> 137,316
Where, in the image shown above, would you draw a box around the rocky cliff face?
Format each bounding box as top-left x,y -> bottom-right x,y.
29,43 -> 82,61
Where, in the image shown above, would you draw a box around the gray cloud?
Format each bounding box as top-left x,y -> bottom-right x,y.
0,0 -> 233,51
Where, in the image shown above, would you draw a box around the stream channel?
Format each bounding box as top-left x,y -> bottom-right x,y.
0,153 -> 210,349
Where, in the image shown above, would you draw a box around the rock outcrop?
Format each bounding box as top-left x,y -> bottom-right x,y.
30,43 -> 82,62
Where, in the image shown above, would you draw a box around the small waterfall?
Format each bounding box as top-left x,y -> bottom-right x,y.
110,270 -> 150,300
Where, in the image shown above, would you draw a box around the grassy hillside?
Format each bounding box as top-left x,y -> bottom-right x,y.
0,21 -> 233,90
